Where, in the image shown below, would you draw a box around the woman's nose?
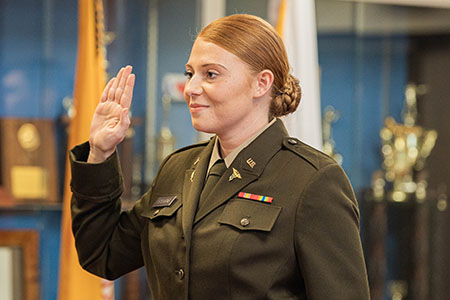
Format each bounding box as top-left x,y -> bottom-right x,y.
184,75 -> 203,97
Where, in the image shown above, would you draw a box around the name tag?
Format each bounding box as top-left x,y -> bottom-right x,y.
153,195 -> 177,208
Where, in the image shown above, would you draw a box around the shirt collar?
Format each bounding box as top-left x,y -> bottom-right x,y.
207,118 -> 277,174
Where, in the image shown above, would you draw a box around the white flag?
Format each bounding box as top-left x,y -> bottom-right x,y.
274,0 -> 323,150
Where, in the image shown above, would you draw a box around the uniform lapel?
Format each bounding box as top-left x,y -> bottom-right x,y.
182,139 -> 214,245
194,119 -> 289,224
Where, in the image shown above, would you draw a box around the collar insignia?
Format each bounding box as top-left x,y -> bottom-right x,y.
229,168 -> 242,181
246,158 -> 256,168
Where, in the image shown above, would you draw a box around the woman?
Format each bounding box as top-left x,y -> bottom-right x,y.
70,14 -> 370,299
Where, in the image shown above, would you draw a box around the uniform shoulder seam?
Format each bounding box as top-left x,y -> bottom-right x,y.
150,139 -> 211,189
163,139 -> 211,163
282,137 -> 336,170
171,139 -> 210,155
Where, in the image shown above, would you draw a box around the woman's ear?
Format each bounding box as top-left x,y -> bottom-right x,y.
254,69 -> 274,98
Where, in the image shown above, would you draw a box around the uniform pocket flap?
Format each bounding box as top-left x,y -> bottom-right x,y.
218,199 -> 281,231
141,195 -> 182,220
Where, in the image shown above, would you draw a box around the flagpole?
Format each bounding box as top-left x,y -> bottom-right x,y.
145,0 -> 159,185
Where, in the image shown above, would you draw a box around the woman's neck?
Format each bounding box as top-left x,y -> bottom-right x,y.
217,118 -> 270,158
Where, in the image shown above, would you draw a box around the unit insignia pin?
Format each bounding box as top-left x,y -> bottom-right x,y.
229,168 -> 242,181
246,158 -> 256,168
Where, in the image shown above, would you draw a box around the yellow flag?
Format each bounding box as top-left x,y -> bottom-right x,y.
58,0 -> 113,299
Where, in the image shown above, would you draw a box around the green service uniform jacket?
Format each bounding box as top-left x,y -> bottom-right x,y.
70,119 -> 370,300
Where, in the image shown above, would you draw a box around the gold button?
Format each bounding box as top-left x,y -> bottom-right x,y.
175,268 -> 185,280
153,209 -> 160,216
240,218 -> 250,227
288,138 -> 298,145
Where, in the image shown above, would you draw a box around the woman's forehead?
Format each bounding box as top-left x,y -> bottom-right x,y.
186,38 -> 245,69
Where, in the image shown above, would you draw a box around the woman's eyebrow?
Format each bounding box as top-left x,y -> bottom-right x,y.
185,63 -> 228,70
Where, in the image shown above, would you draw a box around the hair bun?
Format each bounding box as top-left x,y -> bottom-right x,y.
270,74 -> 302,117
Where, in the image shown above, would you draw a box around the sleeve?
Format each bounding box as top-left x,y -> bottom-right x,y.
294,163 -> 370,300
70,142 -> 146,280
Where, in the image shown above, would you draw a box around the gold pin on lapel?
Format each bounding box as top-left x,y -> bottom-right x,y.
193,157 -> 200,166
246,158 -> 256,168
229,168 -> 242,181
190,170 -> 196,182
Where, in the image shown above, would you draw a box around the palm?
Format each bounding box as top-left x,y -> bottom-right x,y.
88,66 -> 135,163
90,101 -> 126,152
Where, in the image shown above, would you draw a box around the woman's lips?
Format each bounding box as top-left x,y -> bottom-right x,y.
189,103 -> 209,113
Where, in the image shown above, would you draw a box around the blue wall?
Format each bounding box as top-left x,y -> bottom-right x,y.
0,1 -> 410,299
0,0 -> 77,299
156,0 -> 198,149
105,0 -> 150,158
318,34 -> 409,192
0,0 -> 77,118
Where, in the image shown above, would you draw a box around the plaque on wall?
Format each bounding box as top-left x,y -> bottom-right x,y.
0,118 -> 59,204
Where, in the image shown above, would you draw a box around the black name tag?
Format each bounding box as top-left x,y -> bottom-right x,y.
153,195 -> 177,208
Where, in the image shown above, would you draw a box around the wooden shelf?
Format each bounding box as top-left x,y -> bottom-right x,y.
0,187 -> 62,212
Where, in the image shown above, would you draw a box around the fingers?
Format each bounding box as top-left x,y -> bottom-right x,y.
100,77 -> 116,102
117,108 -> 131,137
106,66 -> 134,105
115,66 -> 132,102
107,67 -> 123,102
120,73 -> 135,109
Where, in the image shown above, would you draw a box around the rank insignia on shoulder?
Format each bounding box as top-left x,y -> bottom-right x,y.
238,192 -> 273,204
153,195 -> 177,207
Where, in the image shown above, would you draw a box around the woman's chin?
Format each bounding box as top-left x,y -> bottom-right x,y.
191,120 -> 216,134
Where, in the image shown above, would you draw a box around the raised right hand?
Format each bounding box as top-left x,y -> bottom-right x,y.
88,66 -> 135,163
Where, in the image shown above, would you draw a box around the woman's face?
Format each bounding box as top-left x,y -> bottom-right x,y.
184,38 -> 266,137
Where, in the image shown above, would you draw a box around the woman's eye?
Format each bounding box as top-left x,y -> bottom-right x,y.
206,71 -> 218,79
184,71 -> 193,79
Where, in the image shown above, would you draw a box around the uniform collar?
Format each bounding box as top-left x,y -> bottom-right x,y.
193,118 -> 289,223
207,118 -> 277,174
229,118 -> 289,176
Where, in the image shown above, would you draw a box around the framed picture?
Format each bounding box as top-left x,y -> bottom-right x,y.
0,230 -> 39,300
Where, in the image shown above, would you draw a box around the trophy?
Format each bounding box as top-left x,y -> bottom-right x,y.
389,280 -> 408,300
379,83 -> 437,202
322,106 -> 343,165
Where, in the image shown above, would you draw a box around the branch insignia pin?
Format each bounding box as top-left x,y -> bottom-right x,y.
229,168 -> 242,181
246,158 -> 256,168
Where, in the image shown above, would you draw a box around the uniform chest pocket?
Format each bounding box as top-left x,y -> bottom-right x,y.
141,195 -> 182,220
218,199 -> 281,232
